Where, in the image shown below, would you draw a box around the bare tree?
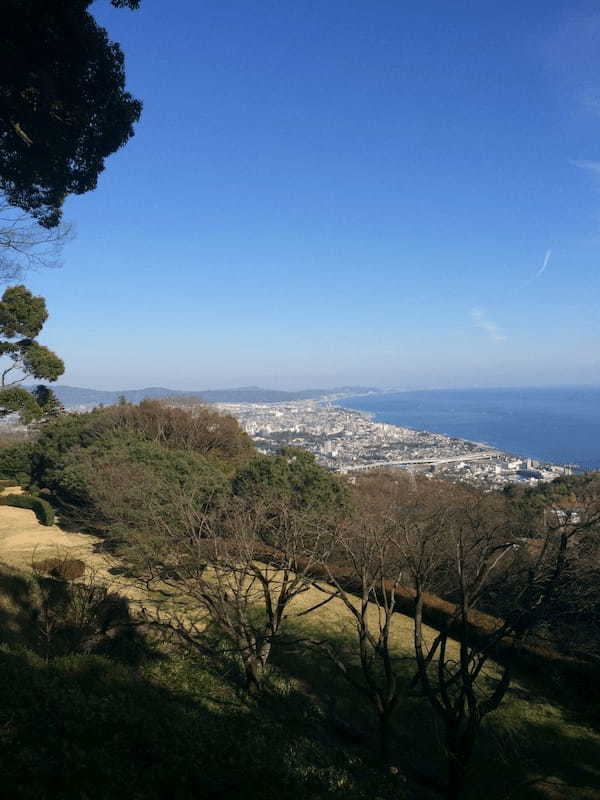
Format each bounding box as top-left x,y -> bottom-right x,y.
309,474 -> 456,767
400,486 -> 599,800
493,476 -> 600,662
136,493 -> 333,694
314,514 -> 407,764
0,199 -> 72,282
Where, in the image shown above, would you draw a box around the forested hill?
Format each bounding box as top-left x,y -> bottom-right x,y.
25,385 -> 377,407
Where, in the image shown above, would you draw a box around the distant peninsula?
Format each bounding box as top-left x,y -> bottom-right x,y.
25,385 -> 379,408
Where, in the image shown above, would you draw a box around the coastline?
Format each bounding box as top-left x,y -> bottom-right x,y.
217,395 -> 572,487
336,387 -> 600,472
328,400 -> 509,460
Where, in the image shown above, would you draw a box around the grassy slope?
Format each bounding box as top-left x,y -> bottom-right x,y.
0,504 -> 598,798
281,584 -> 600,799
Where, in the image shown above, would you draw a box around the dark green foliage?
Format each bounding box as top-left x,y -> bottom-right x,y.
0,564 -> 151,663
31,384 -> 64,418
20,339 -> 64,380
0,565 -> 395,800
0,564 -> 400,798
30,410 -> 231,547
31,404 -> 253,503
0,0 -> 142,227
233,447 -> 349,515
55,433 -> 230,543
31,402 -> 254,488
0,284 -> 47,337
501,472 -> 591,509
0,286 -> 64,422
0,440 -> 33,481
0,492 -> 54,525
0,385 -> 45,423
30,408 -> 116,488
501,472 -> 599,539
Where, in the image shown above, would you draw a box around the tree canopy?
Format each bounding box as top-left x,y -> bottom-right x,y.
0,285 -> 64,422
1,0 -> 142,227
53,433 -> 230,547
29,403 -> 251,510
233,447 -> 349,516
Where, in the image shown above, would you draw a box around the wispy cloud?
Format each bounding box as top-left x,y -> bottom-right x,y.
535,248 -> 552,279
519,248 -> 552,290
582,92 -> 600,114
470,308 -> 507,342
571,159 -> 600,175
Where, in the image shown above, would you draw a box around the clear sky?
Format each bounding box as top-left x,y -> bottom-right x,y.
23,0 -> 600,390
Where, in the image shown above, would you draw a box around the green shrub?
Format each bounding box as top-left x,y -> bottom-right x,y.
0,493 -> 54,525
0,442 -> 33,482
48,434 -> 230,546
30,404 -> 255,494
233,447 -> 349,515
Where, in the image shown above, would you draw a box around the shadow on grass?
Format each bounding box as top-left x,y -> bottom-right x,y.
266,618 -> 600,800
0,644 -> 411,800
0,563 -> 159,666
0,572 -> 414,800
267,618 -> 446,793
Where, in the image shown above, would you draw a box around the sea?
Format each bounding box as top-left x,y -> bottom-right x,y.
338,386 -> 600,472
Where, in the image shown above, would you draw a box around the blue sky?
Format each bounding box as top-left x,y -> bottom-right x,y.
22,0 -> 600,389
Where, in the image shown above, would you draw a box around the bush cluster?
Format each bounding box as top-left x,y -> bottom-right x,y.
0,441 -> 33,484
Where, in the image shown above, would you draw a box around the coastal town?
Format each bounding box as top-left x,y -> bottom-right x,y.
217,398 -> 572,489
3,389 -> 574,489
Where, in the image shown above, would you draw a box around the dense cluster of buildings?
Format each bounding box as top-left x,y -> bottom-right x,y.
216,399 -> 571,488
38,392 -> 572,490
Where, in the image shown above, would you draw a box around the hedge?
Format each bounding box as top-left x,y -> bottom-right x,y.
0,493 -> 55,526
0,477 -> 30,489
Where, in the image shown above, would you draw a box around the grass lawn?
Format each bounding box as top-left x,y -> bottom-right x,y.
0,502 -> 598,798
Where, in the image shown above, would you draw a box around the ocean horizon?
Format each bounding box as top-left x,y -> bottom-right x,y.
338,386 -> 600,471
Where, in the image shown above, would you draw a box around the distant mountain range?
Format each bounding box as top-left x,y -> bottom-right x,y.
24,385 -> 378,408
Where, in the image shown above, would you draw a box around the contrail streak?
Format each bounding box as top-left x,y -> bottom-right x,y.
535,249 -> 552,279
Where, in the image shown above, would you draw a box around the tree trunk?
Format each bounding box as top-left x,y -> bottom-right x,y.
446,752 -> 465,800
445,723 -> 476,800
378,707 -> 393,765
243,656 -> 264,695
